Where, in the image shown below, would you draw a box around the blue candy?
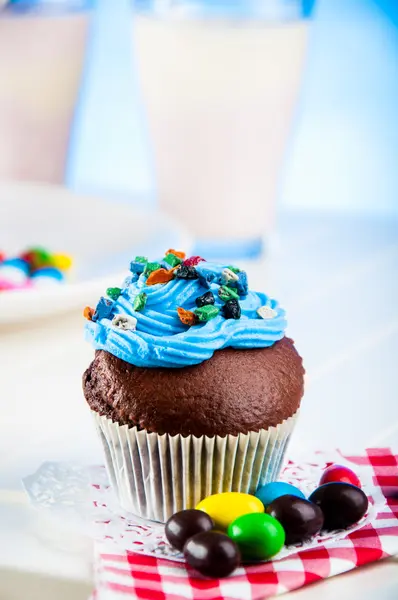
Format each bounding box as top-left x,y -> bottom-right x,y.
196,267 -> 217,288
231,271 -> 248,296
2,257 -> 29,275
31,267 -> 64,281
255,482 -> 306,508
130,257 -> 148,275
92,297 -> 114,322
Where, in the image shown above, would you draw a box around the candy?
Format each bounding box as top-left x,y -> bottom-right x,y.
196,266 -> 216,287
309,483 -> 368,530
227,512 -> 285,560
111,314 -> 137,331
222,298 -> 241,319
0,251 -> 5,262
196,492 -> 264,530
266,495 -> 324,545
22,247 -> 52,269
106,287 -> 122,301
184,532 -> 240,578
164,252 -> 182,268
144,261 -> 162,276
257,305 -> 277,320
92,297 -> 114,322
177,307 -> 197,326
130,256 -> 148,274
221,268 -> 239,284
218,285 -> 239,302
194,305 -> 219,322
195,291 -> 215,308
183,256 -> 205,267
227,265 -> 240,274
255,482 -> 306,508
166,249 -> 186,260
52,253 -> 73,271
175,265 -> 198,280
30,267 -> 64,286
133,292 -> 147,311
165,509 -> 214,551
83,306 -> 94,321
0,258 -> 29,284
319,464 -> 361,488
146,268 -> 175,286
235,271 -> 248,296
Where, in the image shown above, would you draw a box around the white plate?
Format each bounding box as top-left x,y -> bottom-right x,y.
0,182 -> 191,324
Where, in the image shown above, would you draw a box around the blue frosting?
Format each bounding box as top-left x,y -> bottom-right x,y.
85,260 -> 287,368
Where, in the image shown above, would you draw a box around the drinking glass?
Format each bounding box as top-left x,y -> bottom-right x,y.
132,0 -> 315,257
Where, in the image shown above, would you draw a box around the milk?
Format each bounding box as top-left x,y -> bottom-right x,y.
133,15 -> 308,244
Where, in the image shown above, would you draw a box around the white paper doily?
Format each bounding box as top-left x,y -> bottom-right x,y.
23,451 -> 386,563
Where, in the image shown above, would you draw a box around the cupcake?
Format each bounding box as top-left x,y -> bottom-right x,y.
83,250 -> 304,522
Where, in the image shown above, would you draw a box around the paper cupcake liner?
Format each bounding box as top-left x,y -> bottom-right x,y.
93,411 -> 299,522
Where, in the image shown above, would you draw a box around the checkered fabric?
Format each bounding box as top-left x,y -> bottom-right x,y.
91,449 -> 398,600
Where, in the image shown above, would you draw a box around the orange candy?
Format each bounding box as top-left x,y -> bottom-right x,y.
177,307 -> 197,326
83,306 -> 94,321
146,268 -> 175,286
166,249 -> 186,260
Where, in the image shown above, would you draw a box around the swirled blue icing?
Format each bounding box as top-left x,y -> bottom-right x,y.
85,260 -> 286,368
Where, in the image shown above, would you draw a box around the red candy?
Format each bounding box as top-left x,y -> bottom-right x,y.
0,252 -> 5,263
183,256 -> 205,267
320,464 -> 361,488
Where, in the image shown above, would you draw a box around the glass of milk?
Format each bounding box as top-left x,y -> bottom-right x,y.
0,1 -> 91,183
132,0 -> 313,257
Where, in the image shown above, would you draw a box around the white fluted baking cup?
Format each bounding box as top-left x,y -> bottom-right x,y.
93,411 -> 298,522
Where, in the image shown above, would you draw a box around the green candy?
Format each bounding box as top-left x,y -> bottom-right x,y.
106,287 -> 122,301
133,292 -> 147,312
228,513 -> 285,560
195,305 -> 220,322
218,285 -> 239,302
164,253 -> 182,268
227,266 -> 240,274
144,261 -> 161,275
134,256 -> 148,264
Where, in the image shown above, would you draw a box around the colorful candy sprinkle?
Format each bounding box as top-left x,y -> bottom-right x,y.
175,265 -> 199,280
183,256 -> 205,267
195,305 -> 220,322
133,292 -> 147,311
144,261 -> 162,276
111,314 -> 137,331
218,285 -> 239,302
92,297 -> 114,322
177,307 -> 197,326
106,287 -> 122,301
130,256 -> 148,274
195,291 -> 215,308
222,299 -> 241,319
221,268 -> 239,284
164,253 -> 182,268
166,249 -> 186,260
146,268 -> 175,286
83,306 -> 94,321
257,305 -> 277,320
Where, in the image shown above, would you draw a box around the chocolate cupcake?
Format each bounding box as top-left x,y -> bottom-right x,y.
83,251 -> 304,521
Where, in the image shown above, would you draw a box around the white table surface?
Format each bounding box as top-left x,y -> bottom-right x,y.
0,210 -> 397,598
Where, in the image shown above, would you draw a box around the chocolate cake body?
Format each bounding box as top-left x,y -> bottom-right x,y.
83,336 -> 304,437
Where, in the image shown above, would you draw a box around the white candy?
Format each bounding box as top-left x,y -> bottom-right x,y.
257,305 -> 277,320
221,268 -> 239,284
112,314 -> 137,331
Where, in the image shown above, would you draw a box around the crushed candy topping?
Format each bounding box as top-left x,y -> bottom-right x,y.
195,291 -> 215,308
223,299 -> 241,320
195,305 -> 220,322
183,255 -> 205,267
146,268 -> 175,286
106,287 -> 122,301
218,285 -> 239,302
112,314 -> 137,330
221,268 -> 239,284
83,306 -> 94,321
133,292 -> 147,311
175,264 -> 199,280
177,307 -> 197,326
144,261 -> 162,276
93,297 -> 114,322
164,253 -> 182,268
166,249 -> 186,260
257,305 -> 277,320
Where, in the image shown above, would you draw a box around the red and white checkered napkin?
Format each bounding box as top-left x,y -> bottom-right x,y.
92,449 -> 398,600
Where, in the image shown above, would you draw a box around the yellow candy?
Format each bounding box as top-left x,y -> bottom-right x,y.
52,253 -> 73,271
196,492 -> 264,530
